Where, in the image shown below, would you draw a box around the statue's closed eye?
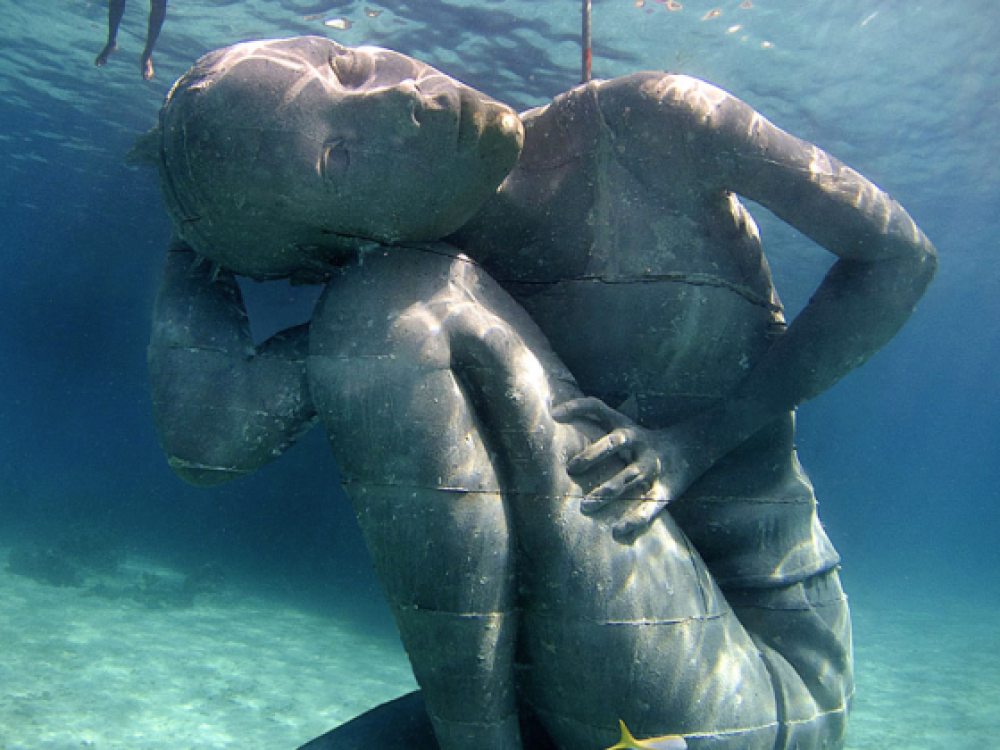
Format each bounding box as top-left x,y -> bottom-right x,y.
321,140 -> 350,180
329,49 -> 372,89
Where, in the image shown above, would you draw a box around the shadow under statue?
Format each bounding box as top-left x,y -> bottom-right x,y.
130,37 -> 936,750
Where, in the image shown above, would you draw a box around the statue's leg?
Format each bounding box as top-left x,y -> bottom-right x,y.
674,416 -> 854,749
725,571 -> 853,750
307,248 -> 522,750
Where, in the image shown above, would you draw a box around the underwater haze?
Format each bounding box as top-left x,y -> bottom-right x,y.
1,0 -> 998,748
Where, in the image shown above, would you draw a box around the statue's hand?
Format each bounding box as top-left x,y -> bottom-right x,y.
552,397 -> 708,539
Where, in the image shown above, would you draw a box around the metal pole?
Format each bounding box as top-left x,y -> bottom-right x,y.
582,0 -> 592,82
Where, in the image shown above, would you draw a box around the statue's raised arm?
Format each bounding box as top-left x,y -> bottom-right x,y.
148,242 -> 317,487
596,73 -> 937,404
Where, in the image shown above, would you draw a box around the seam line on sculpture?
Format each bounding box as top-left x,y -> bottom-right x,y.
525,610 -> 731,626
309,353 -> 398,361
499,273 -> 780,310
340,483 -> 814,506
393,604 -> 508,619
729,596 -> 848,612
341,481 -> 591,500
678,720 -> 782,741
157,403 -> 294,419
550,712 -> 780,740
165,344 -> 239,355
340,480 -> 499,494
163,343 -> 308,364
423,713 -> 520,730
780,701 -> 852,728
686,494 -> 813,504
167,458 -> 252,474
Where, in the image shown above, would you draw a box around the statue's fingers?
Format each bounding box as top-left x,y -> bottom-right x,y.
611,482 -> 669,537
580,492 -> 613,515
552,396 -> 623,427
567,429 -> 631,473
580,466 -> 643,513
612,500 -> 667,539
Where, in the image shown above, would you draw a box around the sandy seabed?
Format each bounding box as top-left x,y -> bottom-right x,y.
0,547 -> 415,750
1,546 -> 996,750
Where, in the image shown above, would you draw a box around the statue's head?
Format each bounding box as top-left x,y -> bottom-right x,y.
138,36 -> 523,279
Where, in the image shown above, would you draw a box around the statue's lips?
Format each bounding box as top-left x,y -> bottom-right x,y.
454,87 -> 523,156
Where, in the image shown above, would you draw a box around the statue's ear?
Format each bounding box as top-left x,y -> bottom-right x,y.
126,127 -> 161,168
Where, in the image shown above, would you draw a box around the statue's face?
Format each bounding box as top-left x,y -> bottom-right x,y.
156,37 -> 523,279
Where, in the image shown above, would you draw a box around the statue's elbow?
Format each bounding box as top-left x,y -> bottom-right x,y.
167,456 -> 251,487
920,239 -> 938,287
153,409 -> 257,487
906,234 -> 938,302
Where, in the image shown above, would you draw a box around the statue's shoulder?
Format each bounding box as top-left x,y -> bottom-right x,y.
505,72 -> 757,201
518,72 -> 736,133
591,72 -> 742,131
514,82 -> 607,167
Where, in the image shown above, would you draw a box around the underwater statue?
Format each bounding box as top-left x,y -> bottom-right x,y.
133,36 -> 936,749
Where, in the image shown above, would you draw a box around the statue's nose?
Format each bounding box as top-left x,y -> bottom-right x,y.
323,80 -> 454,150
404,76 -> 463,126
370,76 -> 518,157
416,75 -> 463,107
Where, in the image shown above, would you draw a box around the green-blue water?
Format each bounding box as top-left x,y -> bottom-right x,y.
1,1 -> 997,747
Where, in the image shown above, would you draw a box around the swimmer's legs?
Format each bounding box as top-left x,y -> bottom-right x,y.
140,0 -> 167,80
95,0 -> 125,67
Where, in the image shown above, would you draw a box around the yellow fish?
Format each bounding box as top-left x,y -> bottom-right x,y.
605,719 -> 688,750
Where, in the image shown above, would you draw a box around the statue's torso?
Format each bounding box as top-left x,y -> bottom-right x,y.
449,79 -> 840,589
452,79 -> 786,427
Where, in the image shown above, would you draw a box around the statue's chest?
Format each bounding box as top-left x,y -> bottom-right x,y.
507,273 -> 781,424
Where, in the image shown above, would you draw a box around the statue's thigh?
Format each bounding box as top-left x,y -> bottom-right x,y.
515,507 -> 782,750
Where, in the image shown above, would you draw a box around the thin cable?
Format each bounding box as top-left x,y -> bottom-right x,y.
582,0 -> 592,82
